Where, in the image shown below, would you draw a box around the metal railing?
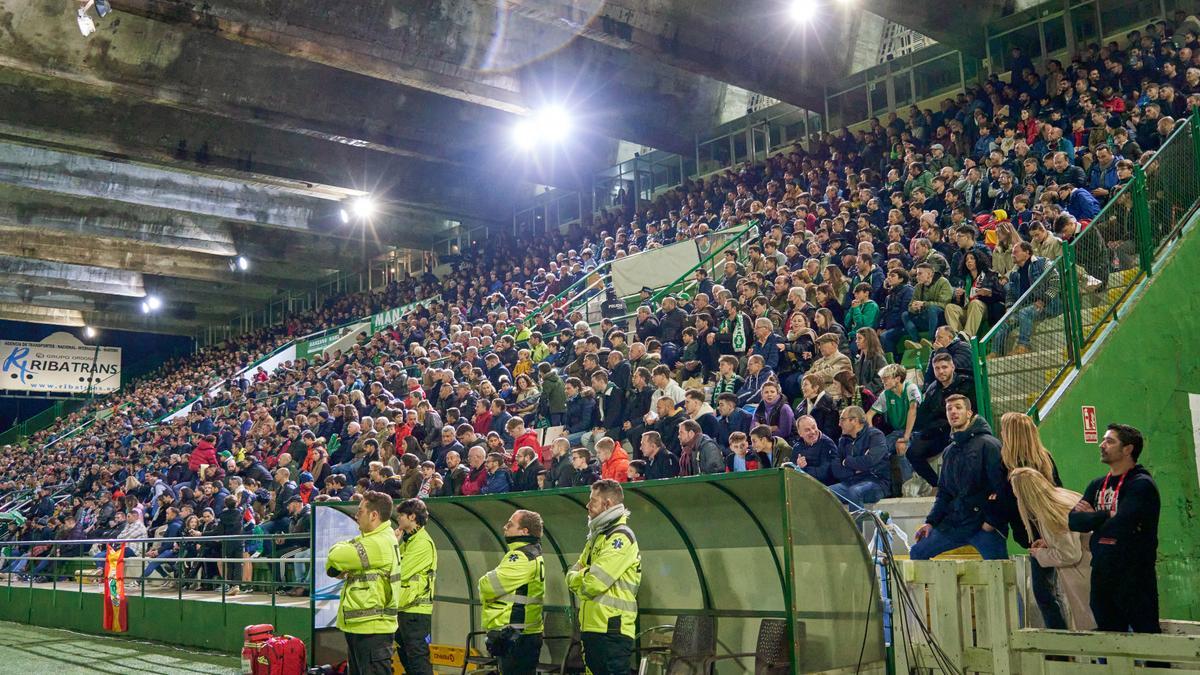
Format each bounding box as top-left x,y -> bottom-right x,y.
0,531 -> 311,603
971,109 -> 1200,426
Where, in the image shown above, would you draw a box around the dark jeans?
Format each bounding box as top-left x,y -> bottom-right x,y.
345,631 -> 394,675
580,632 -> 634,675
499,634 -> 544,675
1030,556 -> 1067,630
1091,568 -> 1159,633
395,613 -> 433,675
910,526 -> 1008,560
906,431 -> 948,487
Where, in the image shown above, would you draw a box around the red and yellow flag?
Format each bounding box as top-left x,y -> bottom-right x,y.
102,545 -> 128,632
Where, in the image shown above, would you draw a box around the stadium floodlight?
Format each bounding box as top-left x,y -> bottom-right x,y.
512,118 -> 539,150
789,0 -> 817,23
350,196 -> 376,220
339,208 -> 350,224
513,106 -> 573,149
142,295 -> 162,314
84,326 -> 96,339
236,255 -> 250,271
539,106 -> 572,143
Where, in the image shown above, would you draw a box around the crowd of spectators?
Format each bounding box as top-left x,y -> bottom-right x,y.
0,18 -> 1193,601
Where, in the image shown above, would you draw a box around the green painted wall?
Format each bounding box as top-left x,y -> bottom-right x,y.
0,584 -> 310,654
1038,222 -> 1200,620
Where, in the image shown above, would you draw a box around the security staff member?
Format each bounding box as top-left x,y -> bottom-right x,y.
566,479 -> 641,675
393,498 -> 437,675
326,491 -> 402,675
478,510 -> 546,674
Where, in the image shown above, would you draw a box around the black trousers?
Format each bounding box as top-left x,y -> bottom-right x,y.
1091,568 -> 1160,633
581,632 -> 634,675
345,631 -> 393,675
1030,557 -> 1067,630
499,634 -> 544,675
394,613 -> 434,675
906,431 -> 947,487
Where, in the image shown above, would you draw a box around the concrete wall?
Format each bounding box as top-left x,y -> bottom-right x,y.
1038,223 -> 1200,620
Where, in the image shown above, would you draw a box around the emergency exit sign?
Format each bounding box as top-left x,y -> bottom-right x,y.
1082,406 -> 1098,443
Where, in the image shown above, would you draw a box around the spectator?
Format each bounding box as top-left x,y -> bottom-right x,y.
511,447 -> 543,492
1069,424 -> 1160,634
911,395 -> 1007,560
828,406 -> 890,506
596,437 -> 630,482
790,415 -> 839,486
639,431 -> 679,481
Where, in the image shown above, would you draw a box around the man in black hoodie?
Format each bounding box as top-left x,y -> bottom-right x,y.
1069,423 -> 1160,633
911,395 -> 1008,560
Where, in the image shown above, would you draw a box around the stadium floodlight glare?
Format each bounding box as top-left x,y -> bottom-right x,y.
351,196 -> 376,220
513,106 -> 573,149
339,208 -> 350,224
512,118 -> 539,150
789,0 -> 817,22
236,255 -> 250,271
539,106 -> 572,143
142,295 -> 162,313
84,326 -> 96,339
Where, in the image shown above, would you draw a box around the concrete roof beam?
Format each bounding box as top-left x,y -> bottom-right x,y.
0,255 -> 145,297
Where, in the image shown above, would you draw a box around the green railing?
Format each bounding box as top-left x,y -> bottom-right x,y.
0,400 -> 87,446
972,109 -> 1200,426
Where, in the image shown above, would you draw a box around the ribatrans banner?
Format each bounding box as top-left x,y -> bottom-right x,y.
0,332 -> 121,394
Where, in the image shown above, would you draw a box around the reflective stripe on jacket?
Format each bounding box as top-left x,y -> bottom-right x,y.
397,525 -> 437,615
327,521 -> 402,634
566,515 -> 641,638
478,537 -> 545,634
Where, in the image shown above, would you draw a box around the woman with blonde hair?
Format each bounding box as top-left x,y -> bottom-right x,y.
1010,468 -> 1096,630
999,411 -> 1067,630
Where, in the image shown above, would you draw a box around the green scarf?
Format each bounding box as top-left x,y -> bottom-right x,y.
727,313 -> 747,352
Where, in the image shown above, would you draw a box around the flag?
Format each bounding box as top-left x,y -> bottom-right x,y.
102,545 -> 128,632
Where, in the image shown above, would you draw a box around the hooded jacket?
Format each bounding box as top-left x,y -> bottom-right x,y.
601,446 -> 631,482
925,416 -> 1007,538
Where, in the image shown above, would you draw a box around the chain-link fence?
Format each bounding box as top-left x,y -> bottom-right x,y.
1071,180 -> 1139,346
1143,119 -> 1200,254
975,110 -> 1200,426
977,258 -> 1071,420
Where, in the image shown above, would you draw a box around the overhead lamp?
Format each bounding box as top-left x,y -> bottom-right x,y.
351,196 -> 377,220
84,326 -> 96,339
789,0 -> 818,23
513,106 -> 573,149
339,208 -> 350,224
142,295 -> 162,313
236,255 -> 250,271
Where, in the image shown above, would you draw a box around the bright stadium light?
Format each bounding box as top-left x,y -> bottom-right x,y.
339,208 -> 351,224
142,295 -> 163,313
539,106 -> 572,143
236,255 -> 250,271
84,326 -> 96,339
351,196 -> 377,220
513,106 -> 573,149
789,0 -> 817,22
512,118 -> 539,150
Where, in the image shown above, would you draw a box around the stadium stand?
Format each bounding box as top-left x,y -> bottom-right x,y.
3,16 -> 1200,602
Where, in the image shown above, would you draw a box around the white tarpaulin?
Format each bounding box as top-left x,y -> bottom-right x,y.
610,240 -> 701,299
0,332 -> 121,394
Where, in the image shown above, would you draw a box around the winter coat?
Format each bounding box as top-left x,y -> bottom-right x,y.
925,416 -> 1007,538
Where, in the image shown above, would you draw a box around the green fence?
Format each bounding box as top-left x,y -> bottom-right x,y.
972,109 -> 1200,426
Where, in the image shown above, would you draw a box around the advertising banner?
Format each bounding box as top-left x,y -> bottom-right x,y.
0,331 -> 121,394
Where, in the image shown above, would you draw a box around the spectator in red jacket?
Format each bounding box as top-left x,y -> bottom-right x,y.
187,436 -> 218,477
507,417 -> 543,467
597,437 -> 630,482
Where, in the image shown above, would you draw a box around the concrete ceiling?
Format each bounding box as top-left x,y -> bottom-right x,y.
0,0 -> 992,335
